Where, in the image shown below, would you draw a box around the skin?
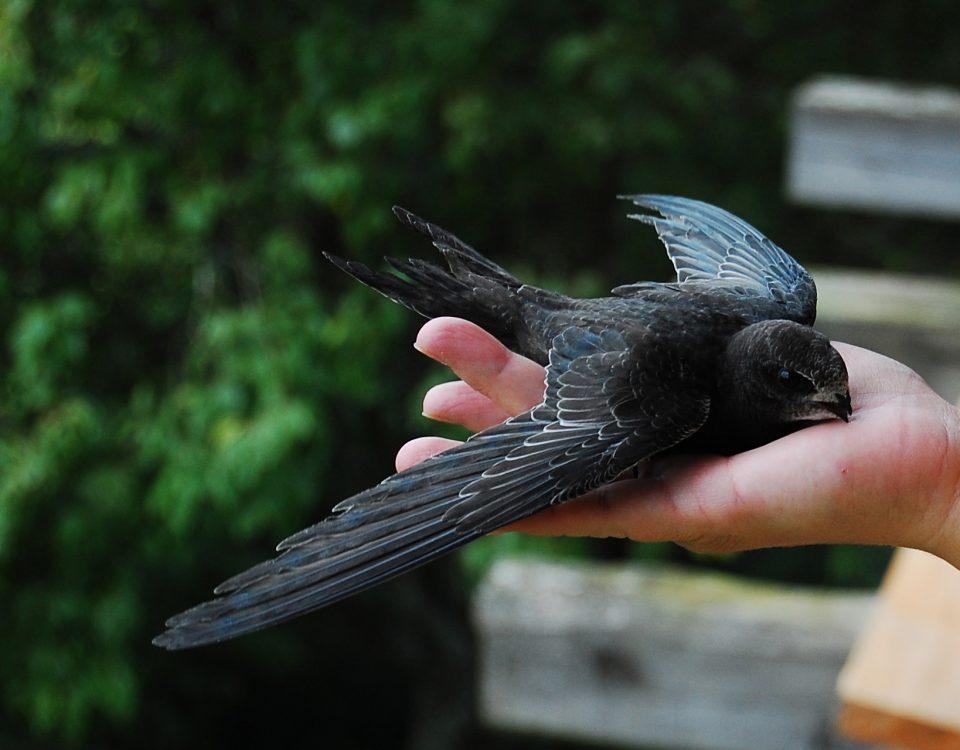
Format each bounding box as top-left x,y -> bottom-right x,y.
397,317 -> 960,568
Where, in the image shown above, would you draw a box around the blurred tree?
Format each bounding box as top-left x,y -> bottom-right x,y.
1,0 -> 959,747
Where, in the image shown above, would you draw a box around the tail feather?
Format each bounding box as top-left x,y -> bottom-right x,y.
390,206 -> 521,287
152,415 -> 552,650
324,208 -> 539,352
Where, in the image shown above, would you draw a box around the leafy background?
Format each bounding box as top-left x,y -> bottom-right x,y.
2,1 -> 959,747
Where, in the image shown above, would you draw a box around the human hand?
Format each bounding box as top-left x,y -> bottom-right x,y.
398,317 -> 960,567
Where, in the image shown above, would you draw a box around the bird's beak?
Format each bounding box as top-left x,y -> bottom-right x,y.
823,391 -> 852,422
798,391 -> 852,424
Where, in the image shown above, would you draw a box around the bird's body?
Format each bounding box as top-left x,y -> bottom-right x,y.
154,196 -> 851,650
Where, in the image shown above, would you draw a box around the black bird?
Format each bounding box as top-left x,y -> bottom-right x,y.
153,196 -> 851,650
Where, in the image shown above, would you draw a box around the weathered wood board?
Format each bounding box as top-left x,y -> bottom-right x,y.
786,77 -> 960,219
812,268 -> 960,404
473,559 -> 876,749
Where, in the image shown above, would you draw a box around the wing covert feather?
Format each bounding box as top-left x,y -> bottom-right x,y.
445,325 -> 710,529
617,194 -> 817,325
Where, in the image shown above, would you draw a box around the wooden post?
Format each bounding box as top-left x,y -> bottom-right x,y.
837,549 -> 960,748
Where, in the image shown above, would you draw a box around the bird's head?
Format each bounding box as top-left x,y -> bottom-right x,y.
724,320 -> 852,426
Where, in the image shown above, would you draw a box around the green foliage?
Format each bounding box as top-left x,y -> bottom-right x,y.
1,0 -> 958,747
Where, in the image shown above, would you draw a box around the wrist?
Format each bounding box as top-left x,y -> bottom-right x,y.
922,401 -> 960,568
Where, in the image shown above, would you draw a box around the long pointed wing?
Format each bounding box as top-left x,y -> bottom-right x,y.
153,325 -> 709,650
153,416 -> 544,649
618,195 -> 817,325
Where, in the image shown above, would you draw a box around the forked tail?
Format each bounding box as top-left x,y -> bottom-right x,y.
325,207 -> 543,354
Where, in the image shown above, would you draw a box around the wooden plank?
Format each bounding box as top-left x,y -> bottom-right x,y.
473,559 -> 876,749
838,702 -> 960,750
837,549 -> 960,743
814,269 -> 960,331
786,77 -> 960,219
812,269 -> 960,403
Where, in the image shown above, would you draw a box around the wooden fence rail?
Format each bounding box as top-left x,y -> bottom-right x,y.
473,560 -> 876,749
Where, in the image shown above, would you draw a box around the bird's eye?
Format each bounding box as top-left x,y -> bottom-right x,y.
775,367 -> 807,391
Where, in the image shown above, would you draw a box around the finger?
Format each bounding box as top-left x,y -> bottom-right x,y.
395,436 -> 463,472
415,317 -> 545,416
423,381 -> 512,432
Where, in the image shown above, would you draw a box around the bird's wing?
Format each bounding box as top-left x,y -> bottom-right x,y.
153,325 -> 708,649
617,195 -> 817,325
443,325 -> 710,530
